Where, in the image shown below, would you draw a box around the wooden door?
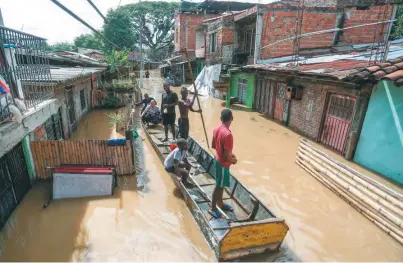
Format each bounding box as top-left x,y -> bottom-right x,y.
254,78 -> 275,117
320,94 -> 356,154
274,83 -> 287,121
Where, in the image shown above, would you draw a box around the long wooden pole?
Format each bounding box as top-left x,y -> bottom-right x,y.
182,48 -> 210,149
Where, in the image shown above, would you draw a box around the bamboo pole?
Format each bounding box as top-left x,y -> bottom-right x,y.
299,143 -> 403,216
297,150 -> 403,229
301,139 -> 403,202
296,158 -> 403,244
181,48 -> 210,149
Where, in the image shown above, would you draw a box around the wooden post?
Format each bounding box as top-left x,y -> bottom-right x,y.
182,48 -> 210,149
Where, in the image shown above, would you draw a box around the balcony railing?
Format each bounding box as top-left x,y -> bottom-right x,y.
0,25 -> 54,119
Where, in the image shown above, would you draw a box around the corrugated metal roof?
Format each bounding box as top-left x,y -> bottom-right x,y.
50,67 -> 105,83
20,67 -> 105,84
244,60 -> 370,80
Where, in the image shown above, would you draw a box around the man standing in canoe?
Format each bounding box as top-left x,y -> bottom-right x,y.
210,109 -> 237,218
161,83 -> 178,142
178,87 -> 201,139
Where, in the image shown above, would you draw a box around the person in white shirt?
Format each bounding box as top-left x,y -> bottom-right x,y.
141,99 -> 161,125
164,138 -> 192,185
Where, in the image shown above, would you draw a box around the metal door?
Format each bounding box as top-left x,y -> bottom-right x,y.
254,77 -> 275,117
254,77 -> 262,110
320,94 -> 356,154
274,83 -> 287,121
0,143 -> 31,229
237,78 -> 248,105
66,88 -> 77,133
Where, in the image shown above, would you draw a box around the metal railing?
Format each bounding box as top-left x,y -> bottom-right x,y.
0,25 -> 54,116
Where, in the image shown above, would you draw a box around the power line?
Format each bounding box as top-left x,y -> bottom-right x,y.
50,0 -> 121,49
87,0 -> 107,23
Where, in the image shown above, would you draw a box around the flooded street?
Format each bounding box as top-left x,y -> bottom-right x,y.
0,88 -> 214,261
0,70 -> 401,262
143,70 -> 403,262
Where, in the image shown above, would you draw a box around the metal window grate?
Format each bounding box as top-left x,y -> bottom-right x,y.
0,25 -> 54,111
80,89 -> 86,111
0,143 -> 31,230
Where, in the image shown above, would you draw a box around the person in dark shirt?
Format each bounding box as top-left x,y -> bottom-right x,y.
145,70 -> 150,78
161,83 -> 178,142
135,93 -> 154,113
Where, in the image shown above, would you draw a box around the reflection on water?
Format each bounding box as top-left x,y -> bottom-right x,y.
147,71 -> 403,261
0,70 -> 214,261
0,70 -> 401,262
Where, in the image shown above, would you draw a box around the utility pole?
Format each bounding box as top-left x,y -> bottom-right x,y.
139,0 -> 143,90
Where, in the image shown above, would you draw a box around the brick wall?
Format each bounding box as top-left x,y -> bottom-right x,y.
205,17 -> 235,64
288,82 -> 359,140
339,5 -> 392,44
261,11 -> 337,59
260,4 -> 393,59
174,13 -> 219,56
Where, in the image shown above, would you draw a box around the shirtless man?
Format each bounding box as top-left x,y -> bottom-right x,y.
177,87 -> 201,139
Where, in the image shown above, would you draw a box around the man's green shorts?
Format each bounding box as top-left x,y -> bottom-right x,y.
215,160 -> 230,188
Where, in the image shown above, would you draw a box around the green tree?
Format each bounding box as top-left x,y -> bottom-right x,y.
104,49 -> 129,73
46,42 -> 76,51
391,5 -> 403,40
74,33 -> 104,50
103,1 -> 178,53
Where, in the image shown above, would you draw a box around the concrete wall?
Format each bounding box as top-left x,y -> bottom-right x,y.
354,80 -> 403,184
0,99 -> 59,158
55,78 -> 91,139
206,17 -> 235,65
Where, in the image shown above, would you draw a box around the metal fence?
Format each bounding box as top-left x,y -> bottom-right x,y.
0,25 -> 54,117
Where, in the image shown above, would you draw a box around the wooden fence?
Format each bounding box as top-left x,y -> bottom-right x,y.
30,140 -> 133,179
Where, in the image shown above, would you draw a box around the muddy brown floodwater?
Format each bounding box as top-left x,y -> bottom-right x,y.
0,70 -> 402,261
0,76 -> 214,260
144,70 -> 403,261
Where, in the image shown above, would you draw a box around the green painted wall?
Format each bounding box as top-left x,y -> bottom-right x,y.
226,72 -> 256,108
22,136 -> 35,181
354,80 -> 403,184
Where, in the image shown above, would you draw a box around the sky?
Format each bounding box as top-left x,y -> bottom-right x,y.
0,0 -> 179,44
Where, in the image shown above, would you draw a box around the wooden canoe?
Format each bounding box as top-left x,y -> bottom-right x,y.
142,124 -> 289,261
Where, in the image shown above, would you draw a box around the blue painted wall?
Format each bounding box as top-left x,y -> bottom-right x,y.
354,80 -> 403,184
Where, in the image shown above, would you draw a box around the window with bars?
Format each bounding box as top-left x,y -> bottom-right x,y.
44,110 -> 64,140
210,32 -> 217,53
80,89 -> 86,111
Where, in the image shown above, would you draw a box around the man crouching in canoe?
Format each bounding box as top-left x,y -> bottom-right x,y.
164,138 -> 193,186
210,109 -> 237,218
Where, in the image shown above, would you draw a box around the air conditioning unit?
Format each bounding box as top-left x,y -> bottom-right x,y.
286,85 -> 303,100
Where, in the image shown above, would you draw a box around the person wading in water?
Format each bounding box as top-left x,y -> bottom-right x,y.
161,83 -> 178,142
210,109 -> 237,218
177,87 -> 201,139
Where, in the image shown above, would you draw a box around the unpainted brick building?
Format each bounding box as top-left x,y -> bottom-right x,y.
247,60 -> 373,158
174,13 -> 220,57
260,2 -> 393,59
199,0 -> 393,64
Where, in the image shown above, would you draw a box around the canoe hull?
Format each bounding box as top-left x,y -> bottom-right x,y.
142,123 -> 288,260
